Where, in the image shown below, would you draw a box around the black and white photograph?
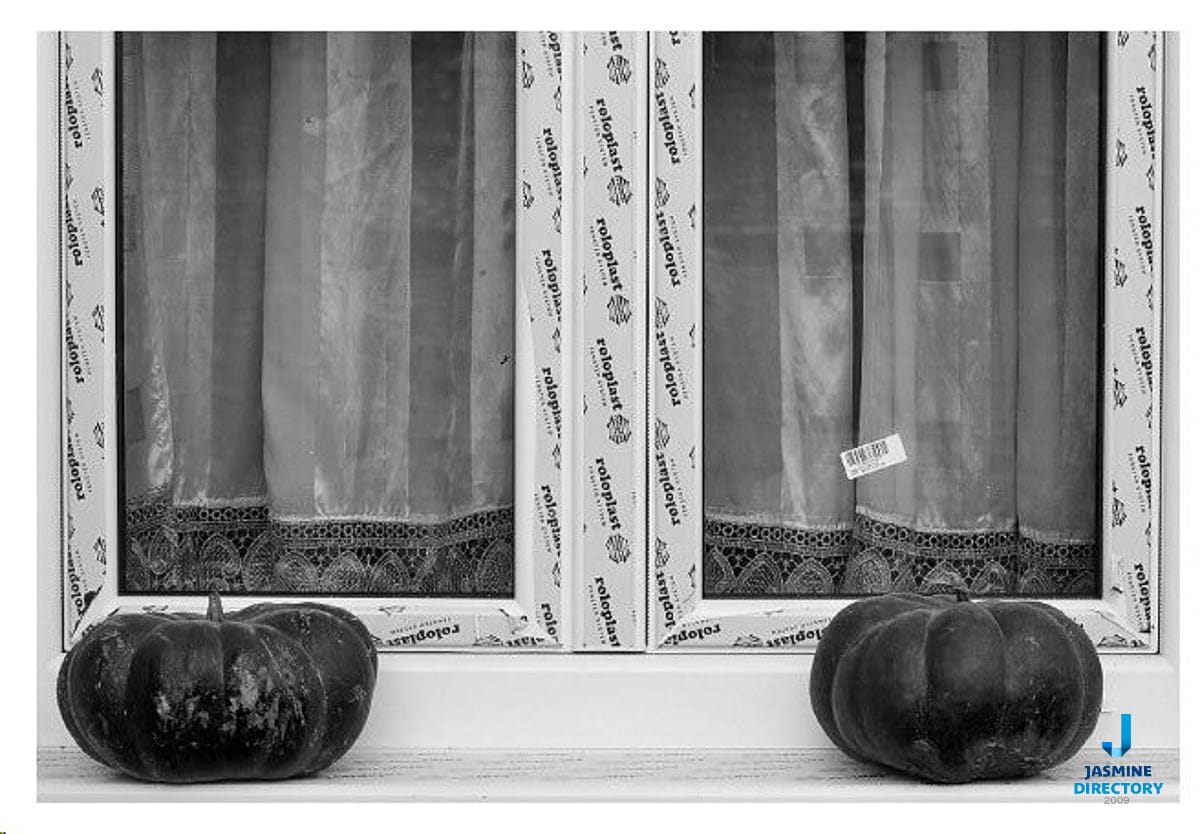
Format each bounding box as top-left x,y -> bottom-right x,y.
10,6 -> 1190,825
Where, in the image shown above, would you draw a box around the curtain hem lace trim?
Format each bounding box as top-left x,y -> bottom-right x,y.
123,491 -> 515,597
703,514 -> 1098,597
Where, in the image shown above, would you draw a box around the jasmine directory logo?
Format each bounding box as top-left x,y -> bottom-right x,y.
1073,713 -> 1165,799
1102,713 -> 1132,757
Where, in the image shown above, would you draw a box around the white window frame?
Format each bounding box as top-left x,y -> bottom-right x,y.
649,31 -> 1167,654
50,31 -> 584,651
572,31 -> 650,650
39,30 -> 1178,755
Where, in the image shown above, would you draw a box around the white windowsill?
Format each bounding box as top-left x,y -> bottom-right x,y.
40,654 -> 1181,800
37,746 -> 1180,802
40,652 -> 1181,751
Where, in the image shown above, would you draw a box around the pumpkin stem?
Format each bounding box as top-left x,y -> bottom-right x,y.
206,591 -> 225,622
953,588 -> 971,603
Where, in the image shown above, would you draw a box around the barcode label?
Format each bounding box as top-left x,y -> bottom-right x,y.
840,433 -> 907,480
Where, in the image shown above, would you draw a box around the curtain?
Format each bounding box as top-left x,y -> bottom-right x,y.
121,33 -> 516,596
703,33 -> 857,596
704,32 -> 1101,597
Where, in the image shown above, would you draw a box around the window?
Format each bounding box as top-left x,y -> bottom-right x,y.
45,30 -> 1174,753
649,31 -> 1163,652
57,31 -> 570,650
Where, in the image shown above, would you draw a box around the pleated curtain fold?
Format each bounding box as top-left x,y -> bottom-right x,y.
704,32 -> 1101,597
121,32 -> 516,596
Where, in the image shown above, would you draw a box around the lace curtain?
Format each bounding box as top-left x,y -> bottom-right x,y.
704,32 -> 1101,597
120,33 -> 516,596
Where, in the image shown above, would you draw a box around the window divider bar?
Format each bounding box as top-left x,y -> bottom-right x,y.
571,32 -> 648,650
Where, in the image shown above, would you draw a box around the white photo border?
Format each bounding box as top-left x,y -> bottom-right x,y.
648,31 -> 1164,653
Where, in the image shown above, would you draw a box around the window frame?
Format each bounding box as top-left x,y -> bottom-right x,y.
648,31 -> 1165,653
53,31 -> 577,651
571,30 -> 650,650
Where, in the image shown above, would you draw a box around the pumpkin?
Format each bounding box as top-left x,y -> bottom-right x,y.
809,592 -> 1102,784
56,592 -> 377,783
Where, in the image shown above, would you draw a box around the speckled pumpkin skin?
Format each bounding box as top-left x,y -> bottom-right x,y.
809,593 -> 1103,784
57,594 -> 377,783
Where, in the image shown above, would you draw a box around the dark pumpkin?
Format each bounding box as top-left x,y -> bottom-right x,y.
57,592 -> 377,783
809,592 -> 1102,784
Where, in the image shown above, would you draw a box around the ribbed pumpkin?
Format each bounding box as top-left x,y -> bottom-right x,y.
810,592 -> 1102,784
57,593 -> 377,783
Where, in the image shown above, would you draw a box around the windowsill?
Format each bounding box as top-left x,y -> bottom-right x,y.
39,652 -> 1182,751
37,746 -> 1180,802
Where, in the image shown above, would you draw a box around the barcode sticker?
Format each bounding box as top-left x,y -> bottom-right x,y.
840,433 -> 907,480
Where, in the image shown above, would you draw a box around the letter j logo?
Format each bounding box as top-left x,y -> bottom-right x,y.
1102,713 -> 1132,757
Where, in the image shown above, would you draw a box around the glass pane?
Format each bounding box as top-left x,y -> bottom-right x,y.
703,32 -> 1103,598
119,32 -> 517,597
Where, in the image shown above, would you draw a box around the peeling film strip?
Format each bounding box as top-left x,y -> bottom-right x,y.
1104,31 -> 1161,647
576,32 -> 646,649
519,31 -> 567,646
355,606 -> 554,649
61,33 -> 110,644
649,32 -> 701,648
